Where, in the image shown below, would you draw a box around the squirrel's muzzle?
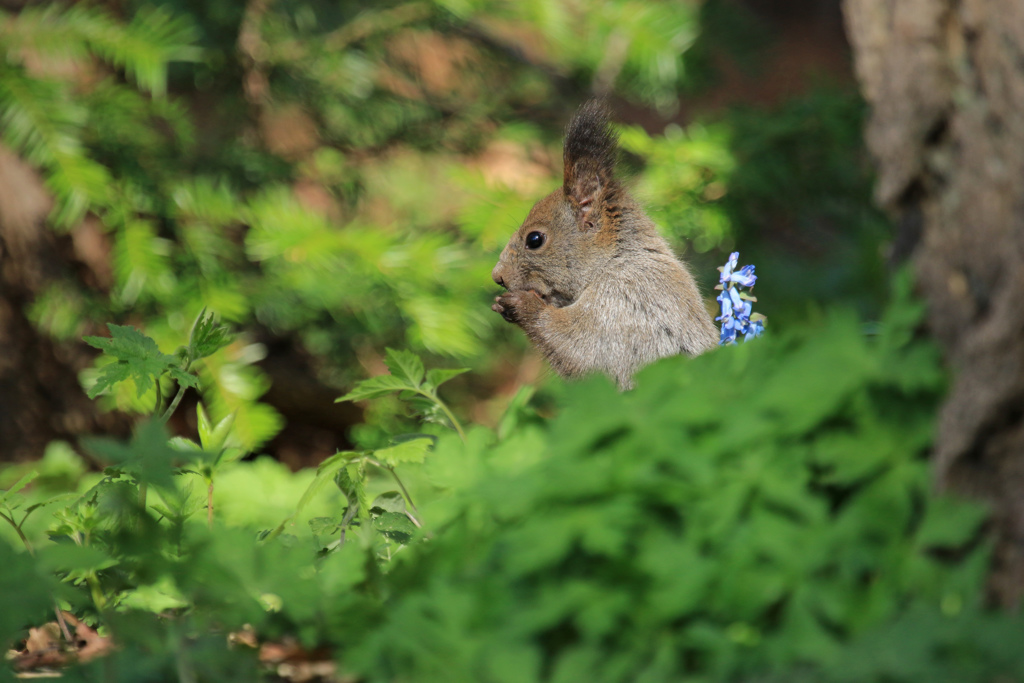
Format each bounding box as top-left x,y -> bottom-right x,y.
491,263 -> 507,289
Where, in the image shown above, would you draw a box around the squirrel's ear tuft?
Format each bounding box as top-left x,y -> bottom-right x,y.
563,99 -> 618,229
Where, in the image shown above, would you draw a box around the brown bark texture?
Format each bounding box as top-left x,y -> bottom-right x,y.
843,0 -> 1024,605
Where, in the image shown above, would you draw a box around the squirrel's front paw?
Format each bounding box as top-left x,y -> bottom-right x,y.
492,290 -> 544,324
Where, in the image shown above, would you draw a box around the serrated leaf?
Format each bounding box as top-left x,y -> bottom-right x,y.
384,348 -> 424,388
84,323 -> 179,398
334,462 -> 369,518
374,438 -> 432,467
189,308 -> 233,360
370,491 -> 407,514
87,361 -> 136,398
168,367 -> 200,389
424,367 -> 470,390
337,374 -> 415,403
24,492 -> 77,516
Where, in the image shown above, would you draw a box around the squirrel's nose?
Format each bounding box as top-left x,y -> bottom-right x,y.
492,265 -> 506,289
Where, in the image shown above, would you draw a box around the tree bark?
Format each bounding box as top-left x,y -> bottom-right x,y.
843,0 -> 1024,606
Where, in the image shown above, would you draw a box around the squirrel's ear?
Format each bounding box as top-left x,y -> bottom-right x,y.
563,100 -> 618,230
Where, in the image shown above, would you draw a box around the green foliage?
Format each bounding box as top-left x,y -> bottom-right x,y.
716,88 -> 892,319
7,281 -> 1024,681
338,348 -> 468,438
619,121 -> 735,252
3,0 -> 732,419
332,284 -> 1009,683
84,324 -> 198,399
3,1 -> 1023,680
0,3 -> 198,226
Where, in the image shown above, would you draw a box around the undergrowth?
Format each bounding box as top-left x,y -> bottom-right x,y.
2,276 -> 1023,682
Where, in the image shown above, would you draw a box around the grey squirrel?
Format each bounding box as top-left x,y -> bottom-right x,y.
491,100 -> 719,389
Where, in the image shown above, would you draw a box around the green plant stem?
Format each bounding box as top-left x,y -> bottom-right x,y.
413,389 -> 465,442
0,510 -> 33,554
86,572 -> 107,611
207,481 -> 214,529
338,491 -> 360,547
366,457 -> 421,518
138,482 -> 148,512
161,382 -> 189,423
159,355 -> 194,423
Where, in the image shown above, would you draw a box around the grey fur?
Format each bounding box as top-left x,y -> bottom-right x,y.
491,102 -> 718,389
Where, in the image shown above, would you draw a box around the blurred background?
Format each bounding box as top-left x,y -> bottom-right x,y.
0,0 -> 888,469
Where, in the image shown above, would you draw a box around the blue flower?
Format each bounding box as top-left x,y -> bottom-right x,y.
729,287 -> 751,319
718,251 -> 739,285
743,318 -> 765,341
720,327 -> 737,345
730,264 -> 757,288
715,251 -> 765,346
715,290 -> 733,323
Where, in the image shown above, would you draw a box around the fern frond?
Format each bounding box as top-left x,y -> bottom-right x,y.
1,4 -> 200,97
85,5 -> 201,97
0,62 -> 111,227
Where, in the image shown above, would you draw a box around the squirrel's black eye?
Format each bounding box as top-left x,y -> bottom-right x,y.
525,231 -> 545,250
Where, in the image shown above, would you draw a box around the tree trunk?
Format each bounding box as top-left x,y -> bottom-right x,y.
843,0 -> 1024,606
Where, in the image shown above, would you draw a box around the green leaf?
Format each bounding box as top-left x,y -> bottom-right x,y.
334,463 -> 368,518
277,451 -> 360,534
372,511 -> 416,543
198,402 -> 236,456
23,492 -> 78,516
189,308 -> 233,360
0,470 -> 38,506
82,419 -> 182,493
309,516 -> 342,536
337,375 -> 415,403
168,366 -> 200,390
424,367 -> 470,390
370,491 -> 407,514
0,540 -> 55,647
38,543 -> 118,573
84,323 -> 178,398
168,436 -> 202,452
374,438 -> 432,467
917,496 -> 990,548
196,402 -> 214,448
119,579 -> 188,613
384,348 -> 424,388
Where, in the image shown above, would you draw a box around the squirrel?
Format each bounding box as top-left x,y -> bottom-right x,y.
490,100 -> 719,389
